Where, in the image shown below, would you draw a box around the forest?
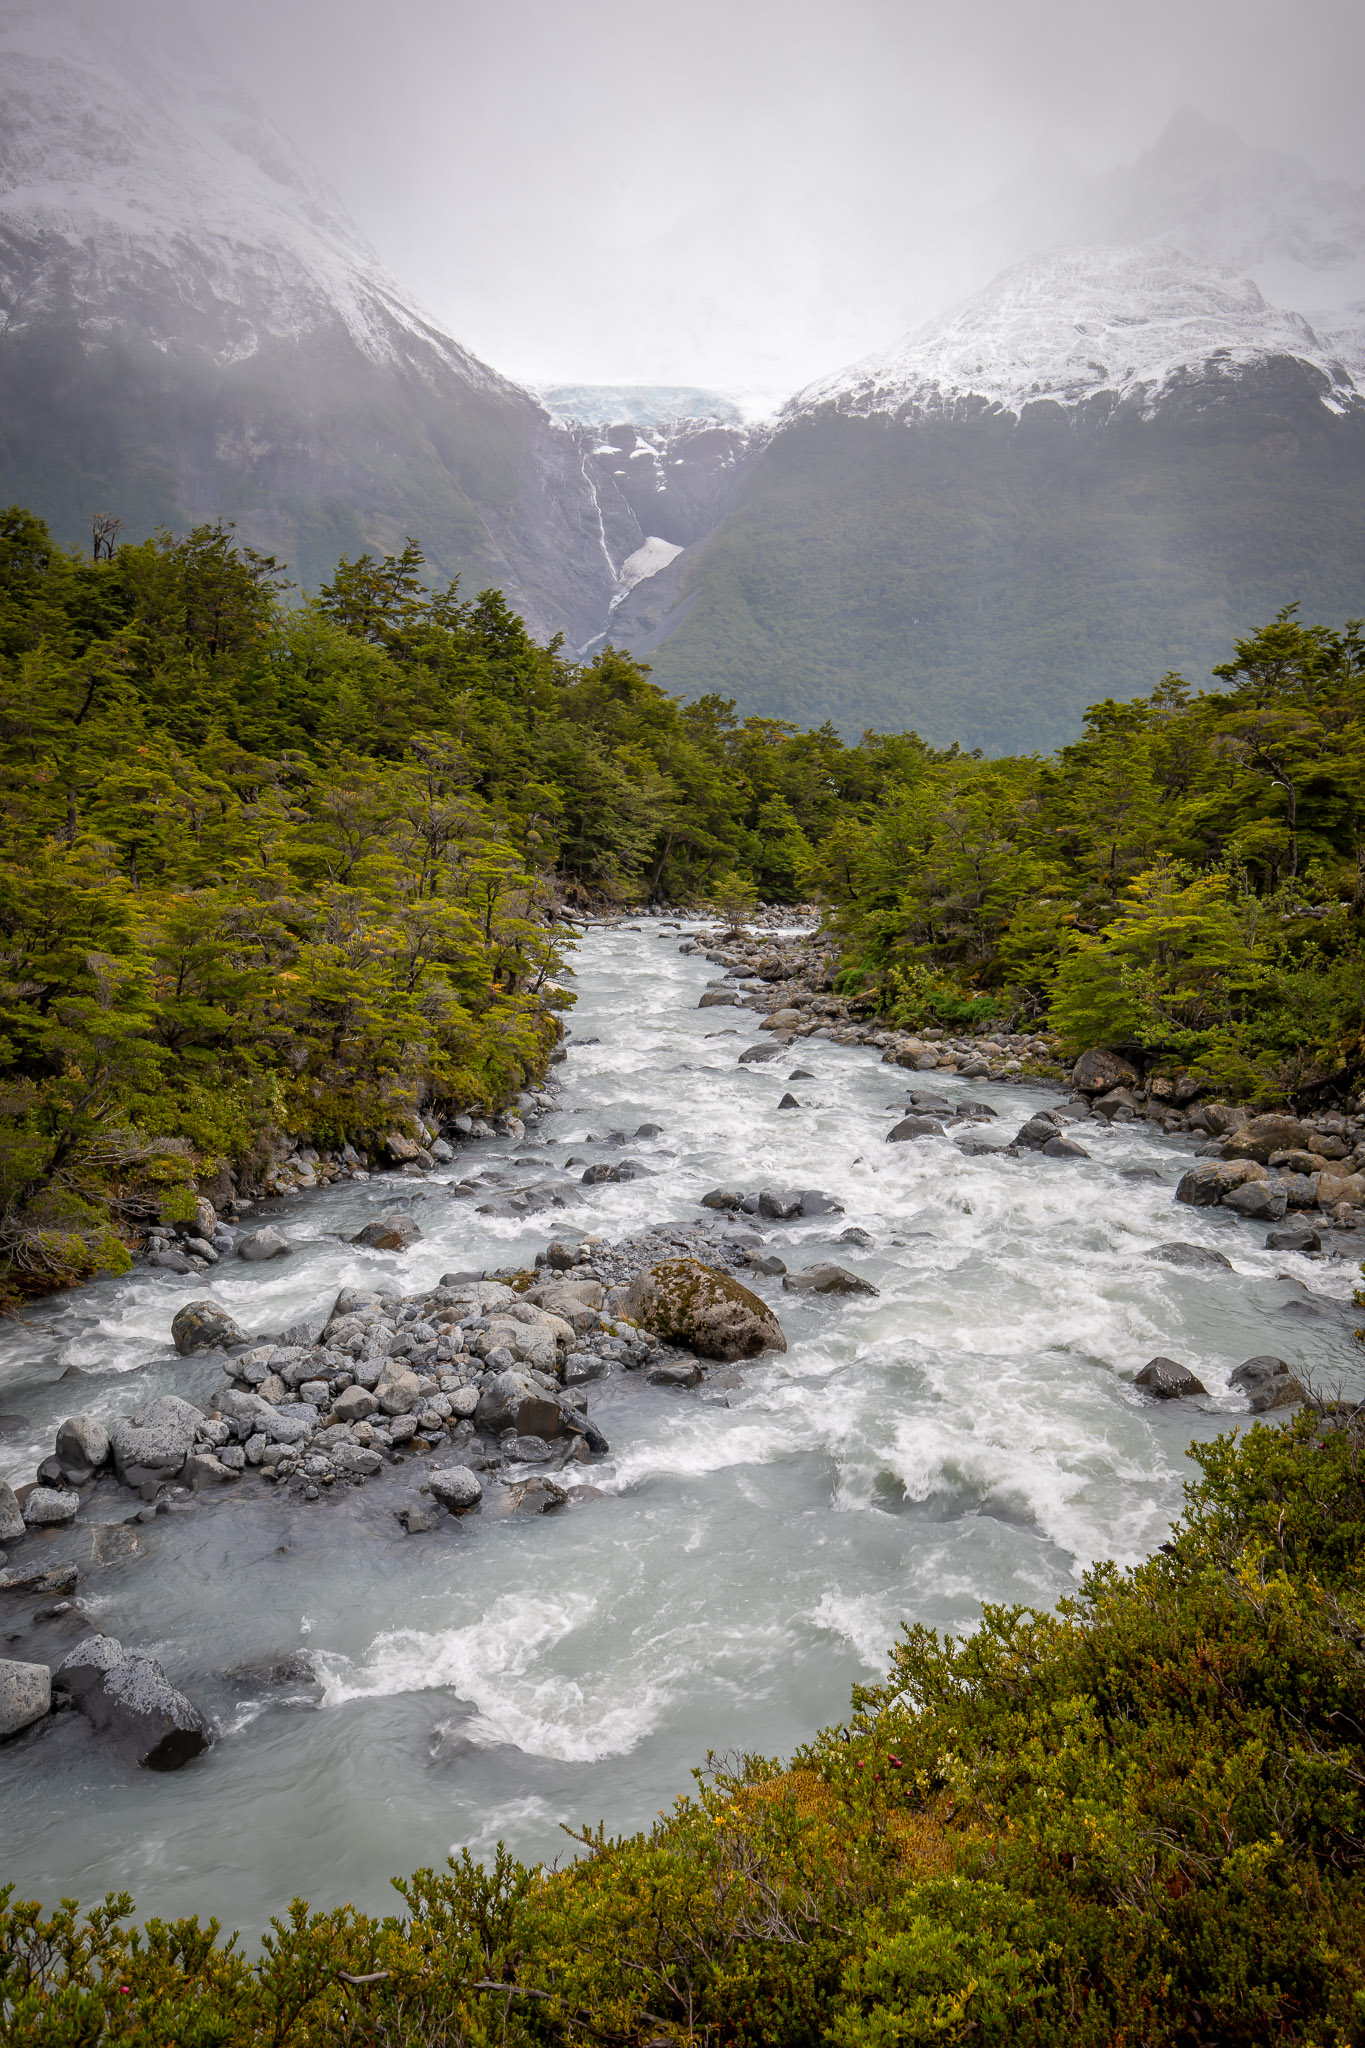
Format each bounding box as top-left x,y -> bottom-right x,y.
0,504 -> 1361,1300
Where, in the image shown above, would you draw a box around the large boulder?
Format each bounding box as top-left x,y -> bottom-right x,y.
782,1264 -> 879,1297
887,1116 -> 945,1143
1220,1115 -> 1314,1165
0,1659 -> 50,1739
1175,1160 -> 1267,1207
22,1487 -> 79,1527
473,1370 -> 565,1439
0,1482 -> 25,1544
1134,1357 -> 1208,1399
1072,1047 -> 1139,1094
237,1226 -> 293,1262
53,1637 -> 209,1770
1222,1178 -> 1288,1222
620,1259 -> 786,1362
1315,1171 -> 1365,1209
1230,1355 -> 1306,1413
171,1300 -> 248,1355
54,1415 -> 111,1484
427,1465 -> 484,1511
0,1562 -> 79,1596
108,1396 -> 203,1488
698,988 -> 739,1007
351,1213 -> 423,1251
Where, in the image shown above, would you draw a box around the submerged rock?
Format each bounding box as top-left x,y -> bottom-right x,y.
782,1264 -> 879,1297
350,1213 -> 422,1251
1134,1357 -> 1208,1399
54,1635 -> 210,1771
620,1259 -> 786,1361
0,1658 -> 50,1739
1229,1355 -> 1307,1412
1145,1242 -> 1234,1271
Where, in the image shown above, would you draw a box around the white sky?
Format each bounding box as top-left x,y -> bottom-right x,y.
180,0 -> 1365,407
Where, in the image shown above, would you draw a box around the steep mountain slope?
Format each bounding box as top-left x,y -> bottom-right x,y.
0,0 -> 616,635
619,248 -> 1365,749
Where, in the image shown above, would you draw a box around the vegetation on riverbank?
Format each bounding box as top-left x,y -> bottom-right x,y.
1,501 -> 1360,1298
4,1408 -> 1364,2044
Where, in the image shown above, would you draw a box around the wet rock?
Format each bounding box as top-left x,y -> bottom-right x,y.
0,1659 -> 50,1738
698,988 -> 739,1006
1091,1087 -> 1143,1120
54,1637 -> 209,1770
237,1227 -> 293,1262
0,1481 -> 26,1544
797,1189 -> 844,1216
758,1189 -> 802,1220
1120,1166 -> 1165,1182
1072,1047 -> 1139,1094
427,1465 -> 483,1511
172,1300 -> 249,1354
1145,1242 -> 1234,1271
648,1359 -> 704,1388
1041,1134 -> 1090,1159
1134,1357 -> 1208,1399
748,1253 -> 787,1275
507,1477 -> 568,1514
506,1435 -> 553,1463
109,1395 -> 203,1488
620,1259 -> 786,1361
333,1285 -> 400,1316
350,1213 -> 422,1251
186,1452 -> 240,1487
1230,1355 -> 1307,1412
1175,1160 -> 1267,1207
397,1502 -> 443,1533
1222,1179 -> 1288,1222
777,1093 -> 801,1109
54,1415 -> 110,1483
887,1115 -> 945,1143
782,1264 -> 879,1296
838,1226 -> 875,1249
1220,1115 -> 1314,1165
0,1563 -> 79,1596
147,1249 -> 195,1273
1266,1224 -> 1322,1253
474,1369 -> 565,1439
738,1043 -> 782,1064
23,1487 -> 80,1527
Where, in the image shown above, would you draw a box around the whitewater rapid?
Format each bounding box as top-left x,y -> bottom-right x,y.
1,923 -> 1360,1927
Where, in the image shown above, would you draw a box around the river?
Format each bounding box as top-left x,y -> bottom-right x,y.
1,921 -> 1360,1929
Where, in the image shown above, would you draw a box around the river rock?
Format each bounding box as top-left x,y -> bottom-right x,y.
887,1115 -> 945,1143
55,1637 -> 209,1770
172,1300 -> 248,1355
0,1659 -> 50,1738
331,1443 -> 383,1476
1145,1242 -> 1234,1271
758,1189 -> 803,1220
332,1386 -> 378,1423
54,1415 -> 110,1483
1230,1355 -> 1306,1412
1222,1178 -> 1288,1221
783,1263 -> 878,1296
237,1227 -> 293,1262
22,1486 -> 80,1527
1072,1047 -> 1139,1094
0,1481 -> 26,1543
1134,1357 -> 1208,1399
351,1213 -> 422,1251
1317,1171 -> 1365,1209
701,1189 -> 743,1210
1041,1134 -> 1090,1159
777,1093 -> 800,1109
619,1259 -> 786,1361
507,1477 -> 568,1514
427,1465 -> 483,1510
1220,1114 -> 1314,1165
698,988 -> 739,1006
109,1395 -> 204,1488
474,1369 -> 565,1439
147,1249 -> 195,1272
378,1371 -> 420,1416
0,1562 -> 79,1595
1175,1159 -> 1268,1207
1266,1224 -> 1322,1252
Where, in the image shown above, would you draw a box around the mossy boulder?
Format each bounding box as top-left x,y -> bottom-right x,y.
620,1259 -> 786,1361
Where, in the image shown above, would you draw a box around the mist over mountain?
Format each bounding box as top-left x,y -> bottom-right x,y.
2,0 -> 1364,746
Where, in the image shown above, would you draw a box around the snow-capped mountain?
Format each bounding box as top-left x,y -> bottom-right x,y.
788,246 -> 1365,425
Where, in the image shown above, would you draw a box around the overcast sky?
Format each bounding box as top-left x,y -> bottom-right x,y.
177,0 -> 1365,406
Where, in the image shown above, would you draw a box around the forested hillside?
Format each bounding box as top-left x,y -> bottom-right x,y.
0,504 -> 1361,1302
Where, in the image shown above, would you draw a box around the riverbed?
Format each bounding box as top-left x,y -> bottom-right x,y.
2,922 -> 1361,1929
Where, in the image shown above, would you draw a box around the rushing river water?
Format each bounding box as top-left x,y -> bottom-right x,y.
2,922 -> 1362,1928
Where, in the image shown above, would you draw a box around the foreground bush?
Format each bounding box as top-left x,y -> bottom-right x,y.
4,1409 -> 1364,2044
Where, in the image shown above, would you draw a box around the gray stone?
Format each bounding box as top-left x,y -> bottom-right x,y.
333,1385 -> 379,1423
506,1435 -> 553,1462
351,1213 -> 423,1251
1072,1047 -> 1139,1094
887,1115 -> 946,1143
838,1227 -> 875,1249
797,1190 -> 845,1216
1266,1224 -> 1322,1252
507,1477 -> 569,1514
1145,1242 -> 1234,1272
474,1369 -> 565,1439
1230,1355 -> 1307,1412
698,988 -> 739,1006
738,1043 -> 782,1064
777,1093 -> 800,1109
186,1452 -> 240,1486
758,1189 -> 802,1220
0,1659 -> 51,1738
1222,1179 -> 1288,1222
1041,1134 -> 1090,1159
59,1642 -> 210,1770
620,1259 -> 786,1362
0,1562 -> 79,1595
1134,1357 -> 1208,1399
331,1443 -> 384,1476
1176,1160 -> 1268,1207
647,1360 -> 704,1388
427,1464 -> 483,1510
237,1227 -> 293,1261
22,1487 -> 80,1527
109,1396 -> 202,1488
782,1264 -> 879,1296
0,1482 -> 24,1545
55,1413 -> 111,1483
1013,1115 -> 1061,1149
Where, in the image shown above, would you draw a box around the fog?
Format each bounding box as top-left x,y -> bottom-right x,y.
166,0 -> 1365,402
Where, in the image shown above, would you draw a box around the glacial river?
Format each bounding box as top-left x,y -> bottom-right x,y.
1,923 -> 1361,1930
